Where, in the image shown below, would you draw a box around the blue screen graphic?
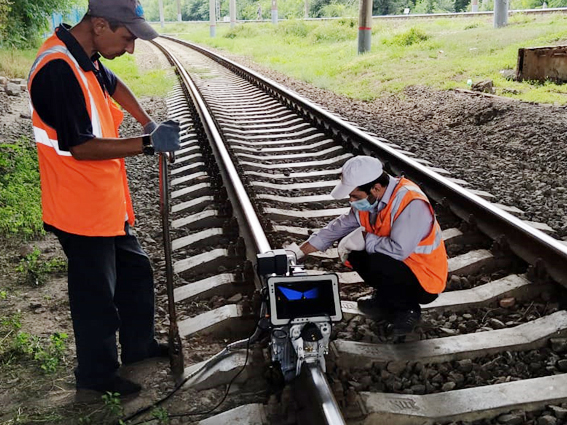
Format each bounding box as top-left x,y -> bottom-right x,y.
278,287 -> 319,301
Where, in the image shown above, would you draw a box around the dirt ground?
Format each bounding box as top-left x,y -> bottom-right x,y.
1,40 -> 566,424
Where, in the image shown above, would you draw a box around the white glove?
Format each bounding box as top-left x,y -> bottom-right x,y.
338,227 -> 366,263
285,242 -> 305,262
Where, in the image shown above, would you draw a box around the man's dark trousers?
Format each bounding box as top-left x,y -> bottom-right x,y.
53,222 -> 158,388
348,250 -> 438,312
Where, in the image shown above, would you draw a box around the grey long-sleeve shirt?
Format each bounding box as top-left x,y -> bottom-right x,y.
307,177 -> 434,261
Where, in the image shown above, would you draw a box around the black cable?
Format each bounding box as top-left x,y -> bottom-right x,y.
122,323 -> 257,425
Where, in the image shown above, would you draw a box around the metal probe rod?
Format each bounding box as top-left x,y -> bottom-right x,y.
159,151 -> 184,379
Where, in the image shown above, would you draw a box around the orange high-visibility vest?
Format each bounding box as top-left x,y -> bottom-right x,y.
357,178 -> 447,294
28,32 -> 134,236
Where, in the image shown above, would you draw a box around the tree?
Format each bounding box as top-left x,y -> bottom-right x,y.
0,0 -> 11,36
1,0 -> 82,48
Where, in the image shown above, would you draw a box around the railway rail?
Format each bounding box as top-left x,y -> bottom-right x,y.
140,36 -> 567,425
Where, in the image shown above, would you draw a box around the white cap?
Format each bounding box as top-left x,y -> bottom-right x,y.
330,156 -> 383,199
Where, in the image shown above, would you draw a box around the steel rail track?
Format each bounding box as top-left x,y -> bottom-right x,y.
151,39 -> 346,425
162,35 -> 567,290
143,36 -> 567,425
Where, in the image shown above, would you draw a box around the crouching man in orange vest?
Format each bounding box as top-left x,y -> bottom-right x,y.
293,156 -> 448,338
28,0 -> 180,397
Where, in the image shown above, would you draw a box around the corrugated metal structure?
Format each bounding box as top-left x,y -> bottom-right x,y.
517,46 -> 567,83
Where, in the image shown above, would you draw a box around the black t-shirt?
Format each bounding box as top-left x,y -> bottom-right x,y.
30,24 -> 118,152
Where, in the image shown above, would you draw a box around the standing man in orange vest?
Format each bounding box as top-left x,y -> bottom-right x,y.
28,0 -> 180,397
292,156 -> 448,338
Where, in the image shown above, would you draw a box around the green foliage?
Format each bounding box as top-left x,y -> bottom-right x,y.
0,0 -> 10,35
1,312 -> 22,331
102,54 -> 176,97
0,290 -> 7,300
5,330 -> 68,373
276,19 -> 311,38
16,248 -> 67,286
385,27 -> 430,46
152,407 -> 170,424
102,392 -> 124,418
1,0 -> 82,48
0,48 -> 36,78
0,138 -> 43,238
224,24 -> 260,39
309,21 -> 357,42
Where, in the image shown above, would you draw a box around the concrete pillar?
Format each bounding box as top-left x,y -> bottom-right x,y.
471,0 -> 479,12
159,0 -> 164,27
210,0 -> 216,37
358,0 -> 372,54
177,0 -> 182,21
493,0 -> 507,28
271,0 -> 278,24
305,0 -> 309,18
230,0 -> 236,28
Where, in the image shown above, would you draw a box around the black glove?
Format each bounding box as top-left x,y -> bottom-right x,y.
151,120 -> 181,153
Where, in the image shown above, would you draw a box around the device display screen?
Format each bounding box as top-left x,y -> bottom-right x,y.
274,279 -> 337,321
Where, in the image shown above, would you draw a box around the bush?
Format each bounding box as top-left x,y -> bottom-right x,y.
277,19 -> 311,38
17,248 -> 67,286
385,27 -> 430,46
0,138 -> 43,238
223,24 -> 260,39
309,22 -> 357,42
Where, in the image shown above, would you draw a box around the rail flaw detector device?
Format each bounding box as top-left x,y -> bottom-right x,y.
257,249 -> 342,381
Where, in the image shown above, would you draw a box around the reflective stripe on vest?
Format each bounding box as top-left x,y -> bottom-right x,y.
29,34 -> 133,237
357,178 -> 447,294
29,45 -> 103,141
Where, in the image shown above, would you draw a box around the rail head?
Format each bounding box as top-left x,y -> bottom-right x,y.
151,39 -> 272,263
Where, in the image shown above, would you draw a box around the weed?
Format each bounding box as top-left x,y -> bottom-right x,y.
309,22 -> 356,43
1,312 -> 22,331
152,407 -> 170,424
101,54 -> 175,97
0,138 -> 43,238
464,22 -> 480,30
8,331 -> 68,373
102,392 -> 124,418
224,24 -> 259,39
277,19 -> 310,38
0,290 -> 7,300
0,48 -> 36,78
16,247 -> 67,286
386,27 -> 430,46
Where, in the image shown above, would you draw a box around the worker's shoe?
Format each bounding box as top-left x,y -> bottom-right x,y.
391,309 -> 421,337
357,294 -> 394,322
77,376 -> 141,398
122,342 -> 169,366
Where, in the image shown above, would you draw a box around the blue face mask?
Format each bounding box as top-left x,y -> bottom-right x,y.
350,197 -> 377,211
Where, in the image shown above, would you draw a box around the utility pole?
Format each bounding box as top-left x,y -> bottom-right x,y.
471,0 -> 479,12
158,0 -> 164,28
177,0 -> 182,21
271,0 -> 278,24
210,0 -> 216,37
493,0 -> 507,27
230,0 -> 236,28
304,0 -> 309,18
358,0 -> 372,54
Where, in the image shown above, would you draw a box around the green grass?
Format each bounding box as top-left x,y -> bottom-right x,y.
0,47 -> 174,98
0,49 -> 37,78
160,13 -> 567,104
101,53 -> 176,97
0,137 -> 43,238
